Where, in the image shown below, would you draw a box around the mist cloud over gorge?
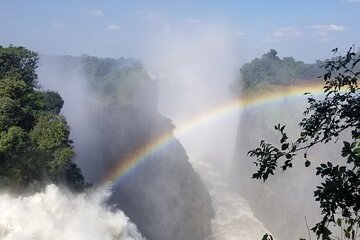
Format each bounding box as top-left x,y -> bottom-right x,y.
36,18 -> 322,240
36,23 -> 224,239
0,1 -> 359,240
138,19 -> 241,173
0,185 -> 144,240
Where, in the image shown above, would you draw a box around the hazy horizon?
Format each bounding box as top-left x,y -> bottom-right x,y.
1,0 -> 359,64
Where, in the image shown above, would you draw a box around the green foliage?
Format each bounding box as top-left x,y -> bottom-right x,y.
0,45 -> 85,191
30,113 -> 74,175
42,91 -> 64,114
239,49 -> 322,89
0,96 -> 23,130
248,47 -> 360,239
0,126 -> 29,154
56,54 -> 156,107
79,55 -> 154,105
30,114 -> 72,151
0,45 -> 39,87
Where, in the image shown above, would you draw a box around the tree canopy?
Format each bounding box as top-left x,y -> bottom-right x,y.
239,49 -> 322,90
56,54 -> 156,107
248,47 -> 360,239
0,45 -> 86,192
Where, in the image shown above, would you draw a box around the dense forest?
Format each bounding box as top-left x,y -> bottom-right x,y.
0,45 -> 86,192
236,49 -> 323,90
59,54 -> 156,108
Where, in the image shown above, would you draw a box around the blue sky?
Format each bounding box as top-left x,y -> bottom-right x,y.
0,0 -> 359,63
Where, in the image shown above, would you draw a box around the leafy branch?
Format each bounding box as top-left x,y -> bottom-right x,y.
248,47 -> 360,240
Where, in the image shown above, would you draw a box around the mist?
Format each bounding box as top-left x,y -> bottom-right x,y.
0,184 -> 144,240
34,19 -> 332,239
23,10 -> 352,240
38,56 -> 105,182
34,19 -> 277,239
131,19 -> 342,240
231,98 -> 321,239
139,22 -> 276,239
2,20 -> 343,240
1,1 -> 359,239
141,21 -> 240,172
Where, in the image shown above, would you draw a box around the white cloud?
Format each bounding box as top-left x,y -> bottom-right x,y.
265,27 -> 303,42
310,24 -> 345,40
273,27 -> 304,38
107,25 -> 121,32
84,9 -> 103,17
310,24 -> 345,32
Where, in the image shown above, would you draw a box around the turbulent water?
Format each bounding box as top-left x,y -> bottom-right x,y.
0,185 -> 145,240
191,160 -> 273,240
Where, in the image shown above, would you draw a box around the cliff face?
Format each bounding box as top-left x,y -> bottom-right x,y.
103,109 -> 214,240
38,55 -> 214,240
230,96 -> 323,240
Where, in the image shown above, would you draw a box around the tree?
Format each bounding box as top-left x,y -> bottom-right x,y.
42,90 -> 64,114
264,49 -> 279,60
238,49 -> 322,90
0,45 -> 39,87
0,45 -> 86,191
248,47 -> 360,240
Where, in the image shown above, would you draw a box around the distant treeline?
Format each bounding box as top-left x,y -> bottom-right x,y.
59,55 -> 157,108
238,49 -> 323,90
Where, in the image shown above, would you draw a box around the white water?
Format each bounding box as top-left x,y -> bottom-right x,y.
0,185 -> 145,240
191,159 -> 273,240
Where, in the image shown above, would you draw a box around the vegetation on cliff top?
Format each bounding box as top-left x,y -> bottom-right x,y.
237,49 -> 322,90
0,45 -> 86,191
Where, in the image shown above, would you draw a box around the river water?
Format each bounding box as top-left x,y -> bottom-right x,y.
191,159 -> 273,240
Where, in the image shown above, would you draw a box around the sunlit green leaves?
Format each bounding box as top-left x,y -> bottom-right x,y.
0,45 -> 39,87
0,97 -> 23,131
0,45 -> 86,191
0,126 -> 29,154
30,114 -> 71,151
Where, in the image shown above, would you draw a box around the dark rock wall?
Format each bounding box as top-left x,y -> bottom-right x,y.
104,110 -> 214,240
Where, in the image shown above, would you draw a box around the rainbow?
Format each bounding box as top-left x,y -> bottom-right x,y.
102,81 -> 325,185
